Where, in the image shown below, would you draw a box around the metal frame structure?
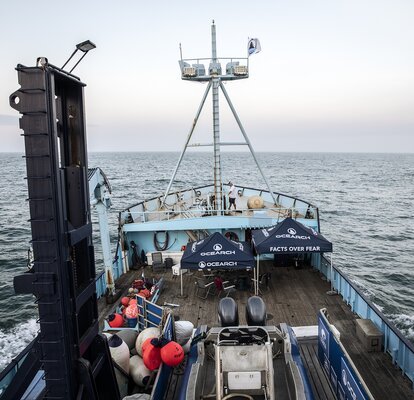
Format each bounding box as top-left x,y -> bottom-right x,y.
9,62 -> 119,399
162,22 -> 277,210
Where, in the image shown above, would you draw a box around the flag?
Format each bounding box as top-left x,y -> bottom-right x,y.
248,38 -> 261,56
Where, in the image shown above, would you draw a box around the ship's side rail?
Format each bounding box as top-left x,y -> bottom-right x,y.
95,246 -> 125,298
125,206 -> 313,222
318,255 -> 414,389
120,184 -> 319,227
0,337 -> 45,398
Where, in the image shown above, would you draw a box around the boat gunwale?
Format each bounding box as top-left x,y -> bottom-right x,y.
324,255 -> 414,358
120,183 -> 319,215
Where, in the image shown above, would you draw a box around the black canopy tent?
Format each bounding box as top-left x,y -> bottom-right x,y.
252,217 -> 333,254
181,231 -> 255,270
251,218 -> 333,294
180,232 -> 255,296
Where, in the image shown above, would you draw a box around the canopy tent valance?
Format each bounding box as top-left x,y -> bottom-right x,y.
181,232 -> 254,270
252,217 -> 333,255
251,218 -> 333,295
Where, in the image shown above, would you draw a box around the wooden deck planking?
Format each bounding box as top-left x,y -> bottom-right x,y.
98,263 -> 414,400
299,341 -> 336,400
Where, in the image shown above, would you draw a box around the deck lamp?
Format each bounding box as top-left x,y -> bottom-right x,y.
62,40 -> 96,73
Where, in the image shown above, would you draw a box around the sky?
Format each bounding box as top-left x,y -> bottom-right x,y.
0,0 -> 413,153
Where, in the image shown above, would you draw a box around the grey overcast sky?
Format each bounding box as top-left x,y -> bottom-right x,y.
0,0 -> 413,153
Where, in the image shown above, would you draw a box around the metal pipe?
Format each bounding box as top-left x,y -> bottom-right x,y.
211,23 -> 223,212
212,77 -> 223,212
219,81 -> 278,205
211,22 -> 217,62
188,142 -> 248,147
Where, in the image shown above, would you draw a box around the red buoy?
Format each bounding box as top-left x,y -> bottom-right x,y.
141,337 -> 154,355
121,297 -> 130,307
108,313 -> 124,328
142,340 -> 162,371
139,289 -> 151,299
160,341 -> 184,367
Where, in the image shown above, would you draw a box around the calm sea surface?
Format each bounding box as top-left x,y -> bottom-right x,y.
0,151 -> 413,370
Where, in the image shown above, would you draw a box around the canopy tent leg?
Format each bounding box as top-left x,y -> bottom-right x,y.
180,268 -> 183,297
253,264 -> 256,296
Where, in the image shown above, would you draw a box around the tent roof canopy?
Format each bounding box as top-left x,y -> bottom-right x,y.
252,217 -> 333,255
181,232 -> 254,270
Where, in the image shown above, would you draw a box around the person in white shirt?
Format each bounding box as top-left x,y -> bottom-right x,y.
228,181 -> 237,210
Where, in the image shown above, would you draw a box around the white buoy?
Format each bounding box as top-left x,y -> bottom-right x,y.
174,321 -> 194,345
117,329 -> 139,350
108,334 -> 130,374
130,355 -> 151,387
247,195 -> 264,209
181,338 -> 192,354
135,327 -> 160,356
122,395 -> 151,400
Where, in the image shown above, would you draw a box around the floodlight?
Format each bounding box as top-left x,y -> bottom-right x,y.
62,40 -> 96,73
76,40 -> 96,52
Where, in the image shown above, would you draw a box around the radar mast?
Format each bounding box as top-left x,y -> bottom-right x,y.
163,22 -> 277,211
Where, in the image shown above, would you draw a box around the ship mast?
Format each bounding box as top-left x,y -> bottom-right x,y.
163,22 -> 277,210
211,22 -> 223,211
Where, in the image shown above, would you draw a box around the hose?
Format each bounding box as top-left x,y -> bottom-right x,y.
153,231 -> 169,251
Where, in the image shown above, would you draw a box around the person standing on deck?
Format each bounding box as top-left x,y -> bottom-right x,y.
228,181 -> 237,210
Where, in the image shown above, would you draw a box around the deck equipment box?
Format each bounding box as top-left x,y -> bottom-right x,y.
355,319 -> 383,352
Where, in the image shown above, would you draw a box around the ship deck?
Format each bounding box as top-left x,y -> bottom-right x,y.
98,263 -> 414,400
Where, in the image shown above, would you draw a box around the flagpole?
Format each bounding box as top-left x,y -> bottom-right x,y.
180,266 -> 183,297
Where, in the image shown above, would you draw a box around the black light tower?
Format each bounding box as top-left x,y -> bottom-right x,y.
8,42 -> 120,399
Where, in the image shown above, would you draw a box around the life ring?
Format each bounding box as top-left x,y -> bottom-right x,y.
224,231 -> 239,242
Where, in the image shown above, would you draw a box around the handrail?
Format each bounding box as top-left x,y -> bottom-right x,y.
121,206 -> 318,224
0,336 -> 39,394
120,183 -> 319,214
321,255 -> 414,386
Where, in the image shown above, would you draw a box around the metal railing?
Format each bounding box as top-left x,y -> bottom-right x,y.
320,255 -> 414,389
123,206 -> 318,224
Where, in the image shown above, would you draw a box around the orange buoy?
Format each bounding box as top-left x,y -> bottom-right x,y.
141,337 -> 154,355
142,339 -> 162,371
135,327 -> 160,356
139,289 -> 151,299
125,304 -> 138,319
108,313 -> 124,328
160,341 -> 184,367
129,298 -> 138,305
121,297 -> 130,307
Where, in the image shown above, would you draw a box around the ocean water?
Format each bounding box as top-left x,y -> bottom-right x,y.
0,151 -> 413,371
